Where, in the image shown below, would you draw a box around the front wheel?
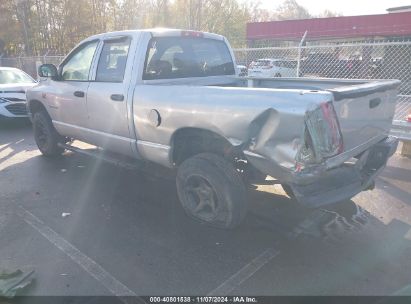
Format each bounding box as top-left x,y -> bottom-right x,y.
176,153 -> 247,229
33,111 -> 65,157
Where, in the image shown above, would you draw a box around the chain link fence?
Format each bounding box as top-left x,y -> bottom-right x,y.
234,40 -> 411,134
0,56 -> 64,80
0,41 -> 410,138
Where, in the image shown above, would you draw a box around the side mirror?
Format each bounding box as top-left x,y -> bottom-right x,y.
38,64 -> 58,79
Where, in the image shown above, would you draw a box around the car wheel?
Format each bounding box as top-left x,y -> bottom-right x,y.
282,184 -> 295,199
176,153 -> 247,229
238,161 -> 267,184
275,73 -> 282,77
33,110 -> 65,157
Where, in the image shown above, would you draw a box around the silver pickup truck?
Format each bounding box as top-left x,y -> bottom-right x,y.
27,29 -> 400,228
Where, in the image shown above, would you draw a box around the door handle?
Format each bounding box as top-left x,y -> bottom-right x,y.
111,94 -> 124,102
74,91 -> 85,98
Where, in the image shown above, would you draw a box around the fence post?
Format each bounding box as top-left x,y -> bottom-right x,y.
296,31 -> 307,77
43,50 -> 50,64
18,56 -> 23,70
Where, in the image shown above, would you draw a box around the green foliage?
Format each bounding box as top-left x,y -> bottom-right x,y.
275,0 -> 311,20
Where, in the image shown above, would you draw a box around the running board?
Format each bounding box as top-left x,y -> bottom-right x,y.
57,143 -> 144,171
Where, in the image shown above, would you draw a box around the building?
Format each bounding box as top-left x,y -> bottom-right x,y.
246,9 -> 411,47
242,8 -> 411,87
386,5 -> 411,13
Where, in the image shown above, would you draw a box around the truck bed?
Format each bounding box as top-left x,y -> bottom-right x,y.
144,76 -> 399,168
241,77 -> 400,167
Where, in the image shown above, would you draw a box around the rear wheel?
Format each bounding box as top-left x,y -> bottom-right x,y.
176,153 -> 247,229
282,184 -> 295,199
275,73 -> 282,77
238,161 -> 267,184
33,110 -> 65,157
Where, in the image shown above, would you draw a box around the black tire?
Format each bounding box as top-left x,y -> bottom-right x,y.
275,73 -> 282,77
33,110 -> 65,157
282,184 -> 295,199
176,153 -> 247,229
238,161 -> 267,184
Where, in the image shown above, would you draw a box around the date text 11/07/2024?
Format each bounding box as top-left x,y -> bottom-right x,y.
148,297 -> 258,303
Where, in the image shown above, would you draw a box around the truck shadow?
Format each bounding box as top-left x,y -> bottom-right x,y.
9,146 -> 410,243
2,142 -> 411,295
0,120 -> 35,167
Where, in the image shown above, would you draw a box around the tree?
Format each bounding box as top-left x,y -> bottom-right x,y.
0,0 -> 341,55
317,9 -> 343,18
274,0 -> 311,20
0,0 -> 21,55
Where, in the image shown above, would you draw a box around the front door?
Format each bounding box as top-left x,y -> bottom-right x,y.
50,40 -> 99,141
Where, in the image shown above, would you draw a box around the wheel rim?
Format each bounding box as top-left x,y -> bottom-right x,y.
35,119 -> 48,148
184,175 -> 219,222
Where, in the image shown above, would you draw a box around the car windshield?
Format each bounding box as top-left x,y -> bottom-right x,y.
0,69 -> 35,84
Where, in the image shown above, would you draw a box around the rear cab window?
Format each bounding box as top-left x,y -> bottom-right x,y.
96,37 -> 131,82
143,36 -> 235,80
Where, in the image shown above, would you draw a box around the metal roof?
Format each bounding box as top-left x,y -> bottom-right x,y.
386,5 -> 411,12
247,11 -> 411,41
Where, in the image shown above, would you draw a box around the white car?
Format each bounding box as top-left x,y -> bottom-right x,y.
248,58 -> 297,78
0,67 -> 37,120
236,65 -> 248,77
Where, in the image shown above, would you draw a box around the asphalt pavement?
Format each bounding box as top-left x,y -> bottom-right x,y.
1,121 -> 411,297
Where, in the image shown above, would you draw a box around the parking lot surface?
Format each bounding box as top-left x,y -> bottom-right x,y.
1,121 -> 411,296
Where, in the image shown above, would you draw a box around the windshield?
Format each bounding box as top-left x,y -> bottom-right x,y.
0,69 -> 35,84
143,37 -> 235,80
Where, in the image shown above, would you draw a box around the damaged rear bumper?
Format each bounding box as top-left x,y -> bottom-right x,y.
246,136 -> 399,208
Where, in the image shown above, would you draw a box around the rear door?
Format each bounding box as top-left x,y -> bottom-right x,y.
86,36 -> 134,156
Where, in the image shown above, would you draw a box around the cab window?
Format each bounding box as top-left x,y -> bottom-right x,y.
143,37 -> 235,80
61,41 -> 99,81
96,37 -> 131,82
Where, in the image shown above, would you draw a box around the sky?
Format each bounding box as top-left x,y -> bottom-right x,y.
259,0 -> 411,16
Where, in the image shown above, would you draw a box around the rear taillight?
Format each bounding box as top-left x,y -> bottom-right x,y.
320,102 -> 344,155
296,101 -> 344,167
407,111 -> 411,123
